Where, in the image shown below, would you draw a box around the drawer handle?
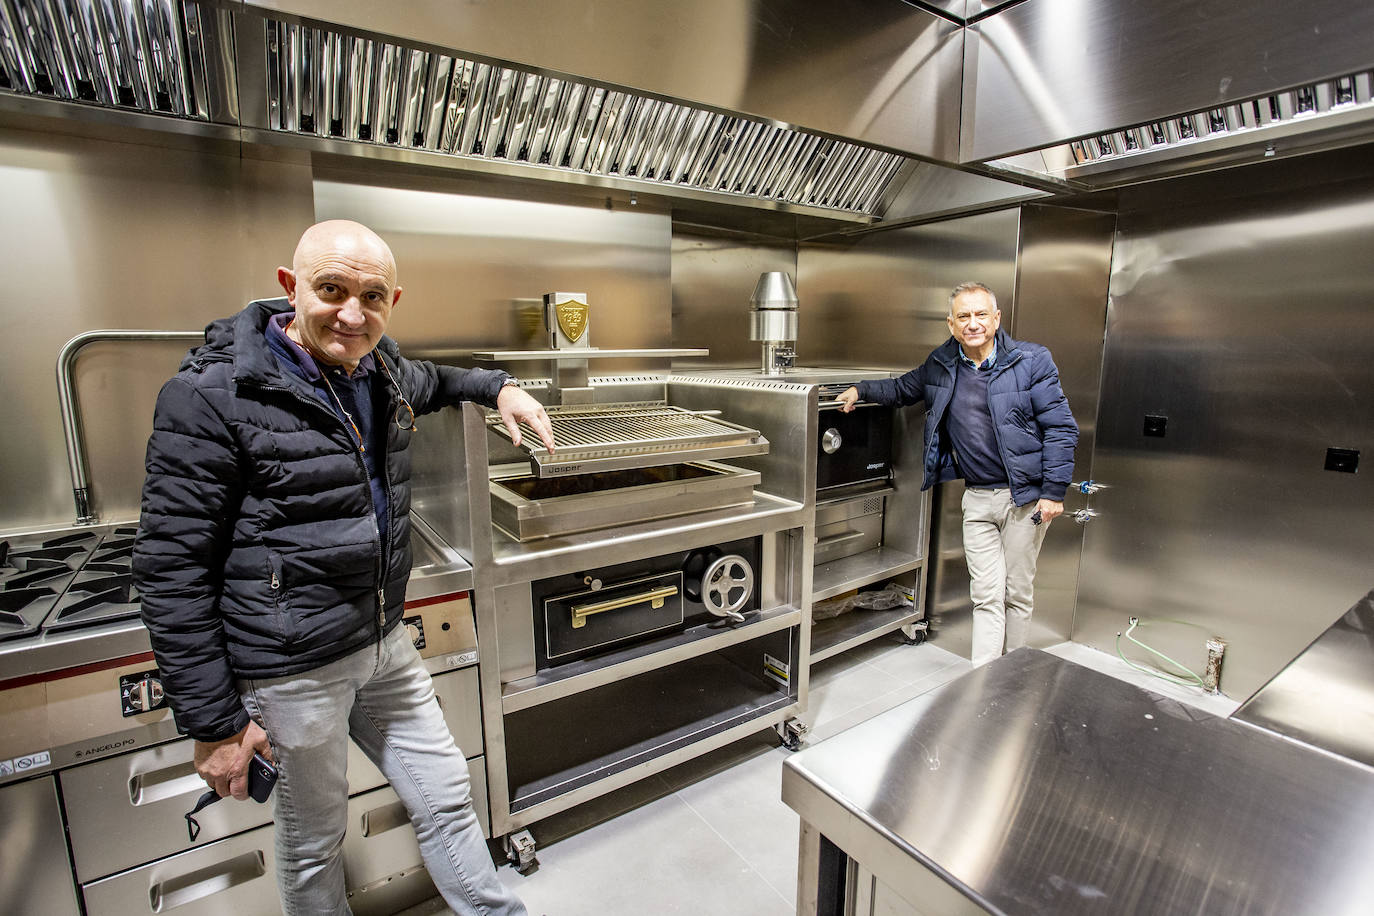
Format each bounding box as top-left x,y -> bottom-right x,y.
361,800 -> 411,837
815,530 -> 866,549
129,763 -> 203,806
570,585 -> 679,629
148,850 -> 267,912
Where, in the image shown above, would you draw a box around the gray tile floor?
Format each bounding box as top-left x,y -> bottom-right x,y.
407,634 -> 1238,916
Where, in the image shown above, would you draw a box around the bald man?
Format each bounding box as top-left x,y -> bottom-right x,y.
133,221 -> 539,914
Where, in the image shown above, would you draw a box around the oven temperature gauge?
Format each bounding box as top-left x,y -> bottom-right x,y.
120,668 -> 168,717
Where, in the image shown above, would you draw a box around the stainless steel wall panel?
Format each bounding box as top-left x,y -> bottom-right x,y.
244,0 -> 963,161
311,175 -> 673,376
0,125 -> 313,532
1009,205 -> 1114,650
670,232 -> 796,371
1076,155 -> 1374,699
795,209 -> 1021,371
962,0 -> 1374,162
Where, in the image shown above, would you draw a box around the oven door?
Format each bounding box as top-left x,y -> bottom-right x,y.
816,403 -> 893,493
541,571 -> 685,666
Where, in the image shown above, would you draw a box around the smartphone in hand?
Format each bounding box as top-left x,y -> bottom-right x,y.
185,752 -> 279,841
247,752 -> 278,802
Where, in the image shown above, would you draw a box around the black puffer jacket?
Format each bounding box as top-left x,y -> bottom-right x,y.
132,299 -> 507,742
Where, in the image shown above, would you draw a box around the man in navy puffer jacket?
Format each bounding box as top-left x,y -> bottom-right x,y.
132,221 -> 550,914
837,282 -> 1077,667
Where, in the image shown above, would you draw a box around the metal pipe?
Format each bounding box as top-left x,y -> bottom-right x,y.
56,329 -> 203,524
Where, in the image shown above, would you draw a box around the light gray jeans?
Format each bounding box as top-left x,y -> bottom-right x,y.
962,487 -> 1050,667
238,625 -> 526,916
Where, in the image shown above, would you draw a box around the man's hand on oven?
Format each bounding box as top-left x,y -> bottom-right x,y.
837,386 -> 860,413
498,385 -> 557,454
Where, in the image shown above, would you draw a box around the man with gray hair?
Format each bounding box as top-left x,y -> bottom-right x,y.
837,282 -> 1077,666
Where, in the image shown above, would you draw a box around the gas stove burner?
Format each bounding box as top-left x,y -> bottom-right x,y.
0,586 -> 62,637
44,569 -> 140,633
2,564 -> 76,591
0,526 -> 139,639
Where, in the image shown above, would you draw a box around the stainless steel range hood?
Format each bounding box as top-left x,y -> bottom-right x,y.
965,0 -> 1374,189
2,0 -> 1049,230
247,16 -> 905,217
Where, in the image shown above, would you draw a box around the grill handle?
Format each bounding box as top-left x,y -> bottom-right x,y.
818,399 -> 877,411
571,585 -> 679,629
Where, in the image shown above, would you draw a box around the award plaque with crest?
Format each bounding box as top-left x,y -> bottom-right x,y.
544,292 -> 591,351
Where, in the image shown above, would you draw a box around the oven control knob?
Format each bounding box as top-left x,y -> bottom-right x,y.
821,428 -> 843,454
127,677 -> 163,712
701,554 -> 754,623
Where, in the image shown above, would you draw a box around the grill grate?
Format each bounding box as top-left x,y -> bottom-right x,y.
489,403 -> 769,477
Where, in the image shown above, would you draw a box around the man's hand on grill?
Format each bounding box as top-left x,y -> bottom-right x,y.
498,385 -> 556,453
194,720 -> 272,801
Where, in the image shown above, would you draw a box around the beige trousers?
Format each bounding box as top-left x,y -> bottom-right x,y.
962,486 -> 1050,667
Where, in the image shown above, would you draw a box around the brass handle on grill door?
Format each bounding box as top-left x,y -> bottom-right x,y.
571,585 -> 678,629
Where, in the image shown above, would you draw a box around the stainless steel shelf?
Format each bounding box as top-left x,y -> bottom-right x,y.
501,604 -> 801,712
812,547 -> 925,602
491,492 -> 806,585
810,606 -> 924,664
504,648 -> 796,816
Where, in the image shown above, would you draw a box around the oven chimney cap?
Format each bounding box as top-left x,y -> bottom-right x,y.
750,272 -> 798,311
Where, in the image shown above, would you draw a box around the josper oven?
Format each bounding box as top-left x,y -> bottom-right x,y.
815,383 -> 893,494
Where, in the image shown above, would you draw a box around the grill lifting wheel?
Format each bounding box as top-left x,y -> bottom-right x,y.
683,549 -> 754,623
701,554 -> 754,623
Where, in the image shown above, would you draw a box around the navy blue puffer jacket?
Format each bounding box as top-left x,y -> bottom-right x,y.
132,299 -> 507,741
856,329 -> 1077,506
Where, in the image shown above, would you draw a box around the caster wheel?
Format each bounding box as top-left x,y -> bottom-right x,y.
776,718 -> 809,752
903,629 -> 927,646
504,829 -> 538,874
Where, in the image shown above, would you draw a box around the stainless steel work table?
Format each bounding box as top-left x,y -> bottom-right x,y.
782,649 -> 1374,916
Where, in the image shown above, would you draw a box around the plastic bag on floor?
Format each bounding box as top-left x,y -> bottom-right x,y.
812,583 -> 913,620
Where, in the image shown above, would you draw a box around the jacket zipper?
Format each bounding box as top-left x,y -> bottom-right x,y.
246,377 -> 390,633
984,351 -> 1021,493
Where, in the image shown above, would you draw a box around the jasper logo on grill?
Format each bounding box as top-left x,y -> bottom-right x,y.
555,298 -> 588,343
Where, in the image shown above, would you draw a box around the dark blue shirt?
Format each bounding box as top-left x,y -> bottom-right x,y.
265,313 -> 389,540
946,350 -> 1008,488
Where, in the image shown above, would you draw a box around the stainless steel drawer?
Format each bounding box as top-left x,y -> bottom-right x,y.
814,493 -> 885,565
434,665 -> 483,757
61,733 -> 385,882
63,665 -> 482,882
81,783 -> 441,915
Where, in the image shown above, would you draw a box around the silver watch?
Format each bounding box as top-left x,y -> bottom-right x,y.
500,376 -> 521,390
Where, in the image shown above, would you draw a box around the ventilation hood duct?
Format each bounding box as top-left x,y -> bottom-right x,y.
248,16 -> 905,217
1,1 -> 1054,232
963,0 -> 1374,189
984,69 -> 1374,190
0,0 -> 928,223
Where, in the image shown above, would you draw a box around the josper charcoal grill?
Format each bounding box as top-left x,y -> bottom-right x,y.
477,293 -> 769,541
